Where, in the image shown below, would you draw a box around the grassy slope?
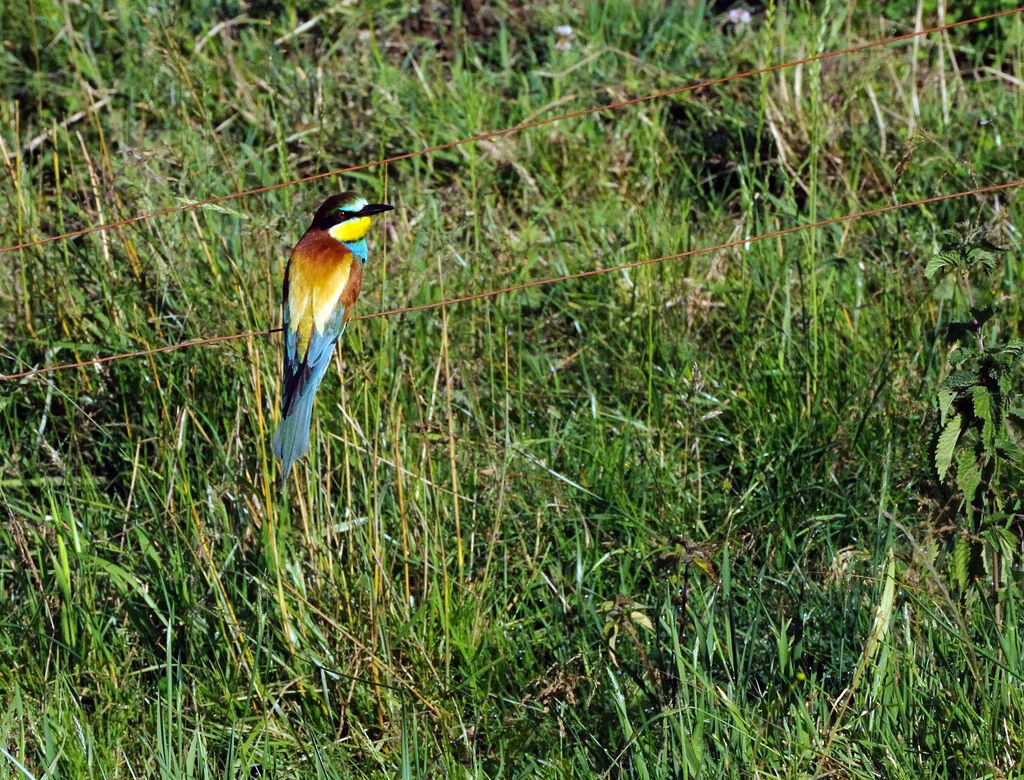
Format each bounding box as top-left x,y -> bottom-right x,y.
1,0 -> 1023,776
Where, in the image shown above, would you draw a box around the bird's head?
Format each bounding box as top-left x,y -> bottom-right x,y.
311,192 -> 394,245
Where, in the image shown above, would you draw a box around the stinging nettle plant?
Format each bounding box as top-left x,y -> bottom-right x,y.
927,225 -> 1024,530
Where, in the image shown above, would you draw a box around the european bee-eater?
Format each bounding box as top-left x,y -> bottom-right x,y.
272,192 -> 394,479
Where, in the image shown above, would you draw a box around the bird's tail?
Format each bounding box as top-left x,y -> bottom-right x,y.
272,388 -> 317,481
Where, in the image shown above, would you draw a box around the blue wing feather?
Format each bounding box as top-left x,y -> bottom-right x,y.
273,300 -> 349,479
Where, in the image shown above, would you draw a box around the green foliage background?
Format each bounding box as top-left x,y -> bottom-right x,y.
2,0 -> 1023,776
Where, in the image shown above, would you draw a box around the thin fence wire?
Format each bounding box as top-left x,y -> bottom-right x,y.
3,179 -> 1019,383
1,6 -> 1020,258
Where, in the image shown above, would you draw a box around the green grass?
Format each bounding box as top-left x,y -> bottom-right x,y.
2,0 -> 1024,776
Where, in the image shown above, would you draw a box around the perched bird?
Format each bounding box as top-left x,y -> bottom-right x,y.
272,192 -> 394,479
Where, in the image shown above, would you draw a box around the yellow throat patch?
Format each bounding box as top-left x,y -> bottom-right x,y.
328,216 -> 372,243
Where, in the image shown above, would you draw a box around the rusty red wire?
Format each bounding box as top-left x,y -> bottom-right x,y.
2,8 -> 1021,382
3,180 -> 1019,382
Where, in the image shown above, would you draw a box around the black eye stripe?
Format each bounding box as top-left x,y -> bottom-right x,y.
334,203 -> 394,218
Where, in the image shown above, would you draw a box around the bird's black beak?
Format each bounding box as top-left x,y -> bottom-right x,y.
360,203 -> 395,216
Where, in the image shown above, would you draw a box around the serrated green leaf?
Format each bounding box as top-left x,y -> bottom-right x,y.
994,527 -> 1017,563
956,450 -> 981,520
972,386 -> 996,448
925,253 -> 955,279
998,369 -> 1014,397
969,249 -> 998,274
1006,409 -> 1024,440
972,385 -> 994,420
946,369 -> 979,391
949,345 -> 976,366
936,413 -> 962,480
952,535 -> 970,591
997,441 -> 1024,465
993,350 -> 1015,371
938,387 -> 955,427
1003,339 -> 1024,359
